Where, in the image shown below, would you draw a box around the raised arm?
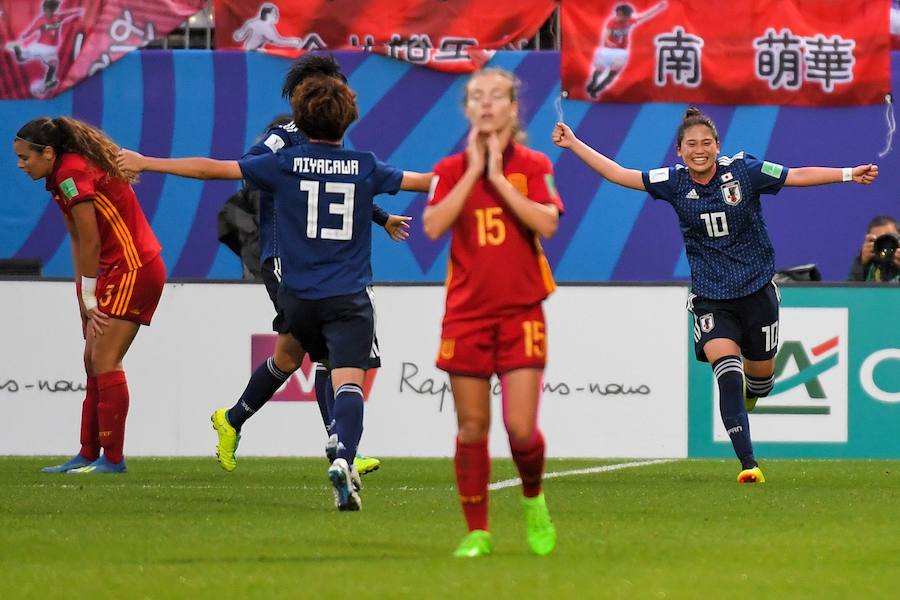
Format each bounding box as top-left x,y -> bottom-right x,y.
118,149 -> 242,180
553,122 -> 645,191
785,164 -> 878,187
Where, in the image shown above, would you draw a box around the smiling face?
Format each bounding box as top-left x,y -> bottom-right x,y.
464,72 -> 519,135
677,124 -> 720,180
13,138 -> 55,180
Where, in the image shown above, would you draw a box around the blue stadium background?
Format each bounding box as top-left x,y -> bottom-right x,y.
2,50 -> 898,281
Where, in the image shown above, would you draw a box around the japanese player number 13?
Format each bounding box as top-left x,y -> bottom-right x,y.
300,180 -> 355,240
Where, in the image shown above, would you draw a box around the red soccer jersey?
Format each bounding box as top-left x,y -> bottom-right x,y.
48,153 -> 161,277
428,143 -> 564,326
603,16 -> 637,49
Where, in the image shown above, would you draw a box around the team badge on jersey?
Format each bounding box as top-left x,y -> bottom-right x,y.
721,181 -> 742,206
699,313 -> 715,333
720,172 -> 734,183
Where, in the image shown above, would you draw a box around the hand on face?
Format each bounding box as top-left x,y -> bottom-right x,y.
465,127 -> 486,175
486,132 -> 505,181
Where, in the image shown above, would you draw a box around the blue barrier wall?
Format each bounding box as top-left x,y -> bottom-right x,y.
2,50 -> 898,280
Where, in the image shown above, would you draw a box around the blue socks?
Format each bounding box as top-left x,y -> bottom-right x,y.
332,383 -> 364,464
314,364 -> 333,432
227,357 -> 290,430
713,355 -> 757,470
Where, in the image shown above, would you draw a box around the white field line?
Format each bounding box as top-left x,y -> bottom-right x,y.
23,459 -> 676,492
488,458 -> 676,491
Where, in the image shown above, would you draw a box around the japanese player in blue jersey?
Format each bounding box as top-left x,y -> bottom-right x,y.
554,107 -> 878,483
207,56 -> 421,480
119,73 -> 429,510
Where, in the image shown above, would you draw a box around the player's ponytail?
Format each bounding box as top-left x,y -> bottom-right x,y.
676,106 -> 719,147
16,116 -> 135,182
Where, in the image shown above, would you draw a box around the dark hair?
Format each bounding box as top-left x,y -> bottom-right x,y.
615,4 -> 634,17
867,215 -> 899,232
264,114 -> 293,133
16,116 -> 134,182
291,76 -> 358,141
676,106 -> 719,147
43,0 -> 61,12
281,54 -> 346,100
260,5 -> 276,20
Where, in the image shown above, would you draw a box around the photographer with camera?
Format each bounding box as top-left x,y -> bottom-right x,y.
848,216 -> 900,282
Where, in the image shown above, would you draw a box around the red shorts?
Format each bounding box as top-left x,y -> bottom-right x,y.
436,303 -> 547,378
96,254 -> 166,325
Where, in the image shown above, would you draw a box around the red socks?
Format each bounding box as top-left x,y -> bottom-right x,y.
510,430 -> 546,498
455,437 -> 490,531
78,376 -> 100,461
97,370 -> 130,464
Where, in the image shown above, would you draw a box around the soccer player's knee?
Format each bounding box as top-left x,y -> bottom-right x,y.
458,418 -> 489,444
272,348 -> 302,374
506,423 -> 536,448
746,373 -> 775,398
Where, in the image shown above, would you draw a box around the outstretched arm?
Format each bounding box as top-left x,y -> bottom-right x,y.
785,164 -> 878,187
401,171 -> 432,192
552,122 -> 645,191
118,149 -> 242,180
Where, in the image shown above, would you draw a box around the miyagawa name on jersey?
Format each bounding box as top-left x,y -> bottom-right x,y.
292,156 -> 359,175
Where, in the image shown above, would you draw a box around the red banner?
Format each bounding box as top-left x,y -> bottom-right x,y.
214,0 -> 556,72
562,0 -> 891,106
0,0 -> 204,99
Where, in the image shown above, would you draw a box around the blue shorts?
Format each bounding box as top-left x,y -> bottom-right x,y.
687,280 -> 780,363
277,287 -> 379,369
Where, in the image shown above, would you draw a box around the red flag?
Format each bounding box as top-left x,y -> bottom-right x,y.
562,0 -> 891,106
214,0 -> 556,73
0,0 -> 205,99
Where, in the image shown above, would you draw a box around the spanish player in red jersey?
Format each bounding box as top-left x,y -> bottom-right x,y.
13,116 -> 166,474
423,68 -> 564,557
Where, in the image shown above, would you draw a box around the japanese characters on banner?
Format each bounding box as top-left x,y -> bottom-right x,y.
214,0 -> 556,72
0,0 -> 204,99
562,0 -> 891,106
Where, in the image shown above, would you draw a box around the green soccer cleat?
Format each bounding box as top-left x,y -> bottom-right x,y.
738,466 -> 766,483
453,529 -> 493,558
211,408 -> 240,472
353,454 -> 381,475
522,493 -> 557,556
743,378 -> 758,412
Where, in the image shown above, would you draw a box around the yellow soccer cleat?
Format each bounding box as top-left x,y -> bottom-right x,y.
737,466 -> 766,483
743,378 -> 758,412
211,408 -> 240,472
353,454 -> 381,475
453,529 -> 493,558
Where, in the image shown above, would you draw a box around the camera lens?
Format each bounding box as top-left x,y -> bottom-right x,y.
873,233 -> 900,262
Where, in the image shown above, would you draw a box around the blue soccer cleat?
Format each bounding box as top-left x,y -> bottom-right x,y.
41,454 -> 94,473
328,458 -> 361,511
68,455 -> 127,474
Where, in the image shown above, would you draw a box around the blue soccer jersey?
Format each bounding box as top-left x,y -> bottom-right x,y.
239,143 -> 403,299
641,152 -> 789,299
244,121 -> 390,264
244,121 -> 308,263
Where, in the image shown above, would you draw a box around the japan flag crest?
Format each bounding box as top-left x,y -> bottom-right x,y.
721,181 -> 742,206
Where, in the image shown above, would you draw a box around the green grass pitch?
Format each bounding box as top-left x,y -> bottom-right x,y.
2,457 -> 899,599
